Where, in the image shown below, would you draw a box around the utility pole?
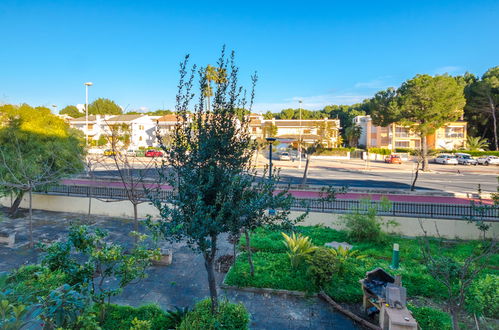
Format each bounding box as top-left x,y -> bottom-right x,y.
298,100 -> 302,169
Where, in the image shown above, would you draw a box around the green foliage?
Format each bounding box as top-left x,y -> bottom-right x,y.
329,246 -> 366,275
60,105 -> 82,118
367,87 -> 401,127
306,247 -> 338,288
0,104 -> 85,196
408,305 -> 452,330
314,147 -> 354,156
164,306 -> 190,329
40,225 -> 159,314
465,274 -> 499,317
281,232 -> 317,269
99,304 -> 172,330
341,198 -> 393,243
88,98 -> 123,115
225,252 -> 311,291
367,147 -> 392,155
466,136 -> 489,151
0,299 -> 32,330
130,317 -> 152,330
178,298 -> 249,330
39,284 -> 87,329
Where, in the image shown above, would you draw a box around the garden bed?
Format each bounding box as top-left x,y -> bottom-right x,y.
225,226 -> 499,329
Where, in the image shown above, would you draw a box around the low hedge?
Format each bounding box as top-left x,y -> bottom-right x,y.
408,305 -> 452,330
315,147 -> 354,156
99,304 -> 173,330
178,298 -> 250,330
367,147 -> 391,155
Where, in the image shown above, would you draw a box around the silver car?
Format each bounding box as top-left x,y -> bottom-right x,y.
434,154 -> 458,165
477,155 -> 499,166
456,153 -> 477,165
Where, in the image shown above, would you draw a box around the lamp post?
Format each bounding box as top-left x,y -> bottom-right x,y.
298,100 -> 303,169
84,82 -> 93,145
266,137 -> 276,180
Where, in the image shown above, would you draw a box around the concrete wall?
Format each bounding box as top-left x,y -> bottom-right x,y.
2,194 -> 497,240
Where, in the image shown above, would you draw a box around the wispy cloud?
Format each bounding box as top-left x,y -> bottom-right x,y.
354,79 -> 387,89
434,66 -> 462,75
253,93 -> 369,112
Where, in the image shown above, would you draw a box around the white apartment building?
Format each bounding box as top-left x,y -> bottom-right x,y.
69,114 -> 159,148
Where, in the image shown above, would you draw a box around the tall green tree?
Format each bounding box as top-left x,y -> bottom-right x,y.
464,66 -> 499,150
150,49 -> 259,313
398,74 -> 465,170
59,105 -> 81,118
345,125 -> 362,147
0,104 -> 84,246
368,87 -> 402,127
88,98 -> 123,115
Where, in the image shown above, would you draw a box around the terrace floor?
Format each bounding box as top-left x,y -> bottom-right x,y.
0,208 -> 360,329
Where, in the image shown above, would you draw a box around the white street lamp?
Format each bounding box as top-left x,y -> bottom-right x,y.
84,82 -> 93,145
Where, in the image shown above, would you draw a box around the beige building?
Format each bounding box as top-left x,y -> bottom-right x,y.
249,114 -> 341,148
354,115 -> 467,150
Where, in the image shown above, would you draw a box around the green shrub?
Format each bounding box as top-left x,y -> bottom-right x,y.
282,232 -> 317,269
408,305 -> 451,330
466,274 -> 499,318
306,247 -> 338,288
341,207 -> 385,243
99,304 -> 172,330
314,147 -> 354,156
224,252 -> 311,292
178,299 -> 249,330
367,147 -> 391,155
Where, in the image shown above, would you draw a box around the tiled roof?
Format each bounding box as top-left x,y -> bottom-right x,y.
106,114 -> 144,122
70,115 -> 97,122
157,114 -> 183,122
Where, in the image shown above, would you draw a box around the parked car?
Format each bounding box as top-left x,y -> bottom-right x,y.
103,149 -> 116,156
145,149 -> 163,157
126,149 -> 137,157
279,152 -> 291,161
434,154 -> 458,165
455,153 -> 477,165
476,155 -> 499,166
384,155 -> 402,164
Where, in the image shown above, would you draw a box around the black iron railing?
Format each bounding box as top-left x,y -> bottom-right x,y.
35,184 -> 499,220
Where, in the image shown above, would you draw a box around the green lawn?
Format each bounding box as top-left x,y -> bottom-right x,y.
226,225 -> 498,306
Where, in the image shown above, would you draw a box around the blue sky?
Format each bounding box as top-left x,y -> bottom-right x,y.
0,0 -> 498,113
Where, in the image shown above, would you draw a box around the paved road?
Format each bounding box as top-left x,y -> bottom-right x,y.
86,157 -> 498,195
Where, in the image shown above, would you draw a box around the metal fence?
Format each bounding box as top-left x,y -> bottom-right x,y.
35,184 -> 499,220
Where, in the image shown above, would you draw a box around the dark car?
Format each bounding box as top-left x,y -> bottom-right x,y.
145,149 -> 163,157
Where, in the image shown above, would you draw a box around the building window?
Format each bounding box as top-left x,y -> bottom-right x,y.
139,136 -> 143,141
395,127 -> 409,138
445,127 -> 464,138
87,124 -> 94,130
395,141 -> 410,148
252,127 -> 257,132
304,129 -> 311,134
139,125 -> 145,130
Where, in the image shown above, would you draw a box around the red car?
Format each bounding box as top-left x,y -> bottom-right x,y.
384,154 -> 402,164
145,149 -> 163,157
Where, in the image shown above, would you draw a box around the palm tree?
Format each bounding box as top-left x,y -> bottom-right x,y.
203,65 -> 227,112
345,125 -> 362,147
466,136 -> 489,151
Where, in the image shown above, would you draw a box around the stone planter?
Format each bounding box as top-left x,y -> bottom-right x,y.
152,249 -> 173,266
0,231 -> 15,248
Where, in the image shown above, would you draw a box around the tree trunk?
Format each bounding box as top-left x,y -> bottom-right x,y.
421,135 -> 429,171
133,203 -> 138,233
451,308 -> 460,330
8,191 -> 24,218
244,230 -> 255,277
204,235 -> 218,313
28,188 -> 33,248
488,94 -> 498,150
411,160 -> 420,191
301,154 -> 311,185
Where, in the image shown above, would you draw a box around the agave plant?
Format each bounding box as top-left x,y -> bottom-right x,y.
281,232 -> 317,269
329,246 -> 366,274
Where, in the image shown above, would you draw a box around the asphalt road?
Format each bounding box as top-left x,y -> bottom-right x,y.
86,156 -> 498,195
